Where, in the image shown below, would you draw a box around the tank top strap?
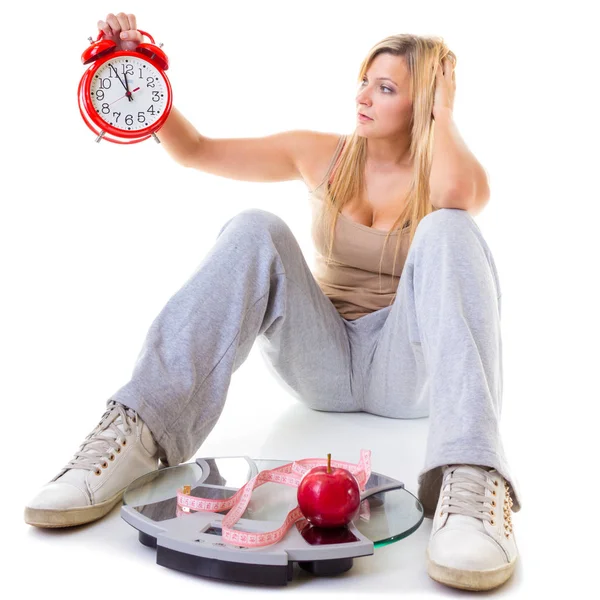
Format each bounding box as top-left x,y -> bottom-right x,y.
308,134 -> 346,195
327,135 -> 346,187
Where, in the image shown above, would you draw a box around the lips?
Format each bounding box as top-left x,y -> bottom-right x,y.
358,113 -> 373,120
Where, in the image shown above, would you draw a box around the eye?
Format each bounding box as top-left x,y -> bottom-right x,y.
360,77 -> 392,93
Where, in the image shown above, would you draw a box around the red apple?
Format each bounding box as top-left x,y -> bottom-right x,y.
297,453 -> 361,528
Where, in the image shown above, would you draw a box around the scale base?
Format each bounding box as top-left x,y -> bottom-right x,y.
138,530 -> 352,585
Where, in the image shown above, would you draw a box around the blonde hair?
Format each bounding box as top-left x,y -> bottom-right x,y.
317,34 -> 457,305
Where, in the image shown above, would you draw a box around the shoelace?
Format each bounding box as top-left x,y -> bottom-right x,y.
62,400 -> 139,474
440,466 -> 497,522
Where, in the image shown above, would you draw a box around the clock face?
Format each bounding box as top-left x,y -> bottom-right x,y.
90,56 -> 169,131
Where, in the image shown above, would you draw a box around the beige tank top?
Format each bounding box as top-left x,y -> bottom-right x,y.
307,135 -> 411,321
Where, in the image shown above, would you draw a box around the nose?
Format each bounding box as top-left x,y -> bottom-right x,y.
356,86 -> 372,109
357,96 -> 372,111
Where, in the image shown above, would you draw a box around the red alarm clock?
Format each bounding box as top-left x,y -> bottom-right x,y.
78,29 -> 173,144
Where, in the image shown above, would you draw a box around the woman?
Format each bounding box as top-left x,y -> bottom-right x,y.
25,11 -> 522,592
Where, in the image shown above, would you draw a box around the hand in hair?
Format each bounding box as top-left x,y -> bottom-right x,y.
433,57 -> 456,120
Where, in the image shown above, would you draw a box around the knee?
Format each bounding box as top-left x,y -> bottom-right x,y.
412,207 -> 475,246
219,208 -> 293,242
419,207 -> 472,231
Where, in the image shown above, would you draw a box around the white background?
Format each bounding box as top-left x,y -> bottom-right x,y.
4,0 -> 598,597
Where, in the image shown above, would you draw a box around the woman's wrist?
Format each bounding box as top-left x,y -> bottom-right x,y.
433,106 -> 454,122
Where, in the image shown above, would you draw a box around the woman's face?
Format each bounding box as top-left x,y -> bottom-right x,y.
356,53 -> 413,139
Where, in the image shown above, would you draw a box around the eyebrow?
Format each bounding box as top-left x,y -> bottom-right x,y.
365,76 -> 398,86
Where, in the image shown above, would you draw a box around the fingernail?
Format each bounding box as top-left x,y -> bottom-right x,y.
121,32 -> 128,39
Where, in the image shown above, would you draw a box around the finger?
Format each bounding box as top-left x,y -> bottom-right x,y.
120,29 -> 143,44
444,58 -> 452,81
115,12 -> 131,33
129,13 -> 137,31
105,13 -> 121,37
97,20 -> 113,38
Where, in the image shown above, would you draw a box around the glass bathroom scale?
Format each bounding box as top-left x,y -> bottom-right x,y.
121,455 -> 424,585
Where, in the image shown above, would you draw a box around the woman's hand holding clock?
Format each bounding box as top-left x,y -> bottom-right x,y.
97,12 -> 143,51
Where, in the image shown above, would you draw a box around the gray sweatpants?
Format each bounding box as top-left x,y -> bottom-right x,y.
110,207 -> 522,517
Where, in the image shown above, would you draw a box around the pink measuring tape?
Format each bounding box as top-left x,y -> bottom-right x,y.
175,449 -> 372,548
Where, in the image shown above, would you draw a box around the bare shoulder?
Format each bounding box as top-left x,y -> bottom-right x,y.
293,131 -> 345,192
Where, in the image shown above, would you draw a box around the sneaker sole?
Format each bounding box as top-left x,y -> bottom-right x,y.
426,548 -> 517,591
24,487 -> 126,528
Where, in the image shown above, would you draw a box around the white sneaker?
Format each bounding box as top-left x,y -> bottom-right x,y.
425,464 -> 518,591
24,400 -> 161,528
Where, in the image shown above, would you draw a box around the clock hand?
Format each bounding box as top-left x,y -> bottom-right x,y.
109,88 -> 141,106
123,78 -> 140,102
124,75 -> 132,102
109,64 -> 128,92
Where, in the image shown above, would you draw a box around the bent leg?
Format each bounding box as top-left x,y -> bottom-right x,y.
364,208 -> 522,516
109,209 -> 356,468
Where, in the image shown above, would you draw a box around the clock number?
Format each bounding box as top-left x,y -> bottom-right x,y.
146,76 -> 155,88
122,64 -> 134,76
101,103 -> 110,114
137,112 -> 146,123
95,89 -> 105,101
112,112 -> 121,123
147,105 -> 156,116
152,91 -> 160,102
125,114 -> 133,126
99,78 -> 112,89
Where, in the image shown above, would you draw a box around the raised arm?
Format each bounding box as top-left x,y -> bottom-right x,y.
158,108 -> 336,186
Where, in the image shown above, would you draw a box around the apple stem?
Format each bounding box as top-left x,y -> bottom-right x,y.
327,453 -> 331,474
